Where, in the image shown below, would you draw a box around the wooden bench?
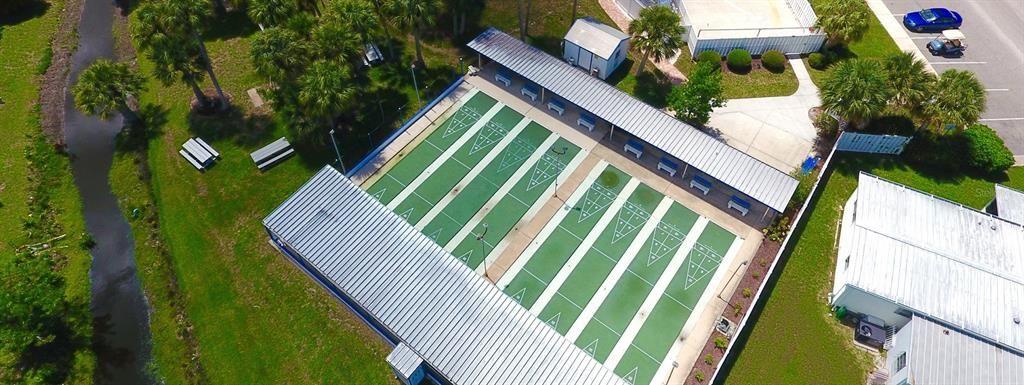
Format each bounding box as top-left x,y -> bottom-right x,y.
728,195 -> 751,216
180,138 -> 216,171
547,99 -> 565,116
251,137 -> 294,171
690,175 -> 712,195
495,70 -> 512,87
624,139 -> 643,159
179,149 -> 205,170
193,137 -> 220,159
657,157 -> 679,177
577,113 -> 596,131
521,84 -> 539,102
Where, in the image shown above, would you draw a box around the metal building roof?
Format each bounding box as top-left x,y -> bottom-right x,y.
564,17 -> 628,59
905,315 -> 1024,384
467,28 -> 798,212
386,343 -> 423,378
263,167 -> 629,385
839,173 -> 1024,353
996,184 -> 1024,225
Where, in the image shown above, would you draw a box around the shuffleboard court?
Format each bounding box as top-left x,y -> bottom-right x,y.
572,203 -> 701,362
366,91 -> 497,204
500,166 -> 631,308
612,223 -> 736,385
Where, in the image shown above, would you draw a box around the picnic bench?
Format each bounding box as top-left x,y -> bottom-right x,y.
547,98 -> 565,116
495,69 -> 512,87
728,195 -> 751,216
690,175 -> 712,196
179,137 -> 219,171
521,84 -> 539,102
577,112 -> 596,131
251,137 -> 294,171
657,157 -> 679,177
624,139 -> 643,159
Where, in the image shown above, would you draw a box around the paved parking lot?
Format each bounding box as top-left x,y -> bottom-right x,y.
881,0 -> 1024,162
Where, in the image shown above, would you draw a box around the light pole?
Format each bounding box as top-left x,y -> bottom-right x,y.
410,63 -> 421,107
459,57 -> 464,74
550,146 -> 568,202
475,223 -> 490,280
666,361 -> 678,384
329,129 -> 345,173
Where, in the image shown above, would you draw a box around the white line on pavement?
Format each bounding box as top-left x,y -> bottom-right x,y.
528,179 -> 641,316
565,197 -> 675,342
980,117 -> 1024,122
387,103 -> 504,210
495,161 -> 609,289
416,117 -> 531,229
985,89 -> 1010,92
929,61 -> 987,65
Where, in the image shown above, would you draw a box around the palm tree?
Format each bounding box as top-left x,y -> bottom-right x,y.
387,0 -> 441,66
248,0 -> 298,29
166,0 -> 228,110
298,60 -> 356,132
924,69 -> 986,131
135,1 -> 213,110
73,60 -> 146,123
882,51 -> 935,116
628,6 -> 686,75
250,27 -> 311,82
369,0 -> 397,59
326,0 -> 377,48
312,19 -> 363,63
819,59 -> 890,128
815,0 -> 871,46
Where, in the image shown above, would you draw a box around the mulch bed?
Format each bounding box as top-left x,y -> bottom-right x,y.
38,0 -> 85,145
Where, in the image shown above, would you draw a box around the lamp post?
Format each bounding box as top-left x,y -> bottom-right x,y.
475,223 -> 489,281
329,129 -> 345,173
459,57 -> 465,74
410,63 -> 421,107
667,361 -> 678,384
551,146 -> 568,202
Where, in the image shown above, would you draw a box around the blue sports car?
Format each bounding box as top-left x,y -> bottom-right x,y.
903,8 -> 963,32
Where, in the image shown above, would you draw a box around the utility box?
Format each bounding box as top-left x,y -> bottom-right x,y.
387,342 -> 426,385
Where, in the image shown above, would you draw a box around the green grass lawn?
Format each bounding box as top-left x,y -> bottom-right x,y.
721,153 -> 1024,385
804,0 -> 901,86
675,49 -> 799,100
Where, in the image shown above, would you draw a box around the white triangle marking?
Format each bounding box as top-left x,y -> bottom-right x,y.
371,188 -> 386,201
457,249 -> 473,264
397,207 -> 414,221
622,367 -> 638,384
612,201 -> 650,244
577,183 -> 617,223
510,288 -> 526,304
582,339 -> 598,357
545,312 -> 561,329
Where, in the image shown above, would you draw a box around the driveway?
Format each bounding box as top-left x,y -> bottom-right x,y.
878,0 -> 1024,163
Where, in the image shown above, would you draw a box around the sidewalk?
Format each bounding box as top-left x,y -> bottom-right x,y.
706,59 -> 820,172
864,0 -> 937,74
597,0 -> 688,84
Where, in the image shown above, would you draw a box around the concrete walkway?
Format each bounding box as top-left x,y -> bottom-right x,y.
706,59 -> 819,172
598,0 -> 687,84
864,0 -> 937,74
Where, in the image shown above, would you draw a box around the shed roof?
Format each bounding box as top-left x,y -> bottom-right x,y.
996,184 -> 1024,225
468,28 -> 797,212
840,173 -> 1024,353
386,343 -> 423,378
905,315 -> 1024,384
564,17 -> 628,59
263,167 -> 629,385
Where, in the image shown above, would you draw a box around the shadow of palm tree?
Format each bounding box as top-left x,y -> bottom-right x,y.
0,0 -> 49,27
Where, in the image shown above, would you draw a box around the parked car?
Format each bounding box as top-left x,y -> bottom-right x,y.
903,8 -> 962,32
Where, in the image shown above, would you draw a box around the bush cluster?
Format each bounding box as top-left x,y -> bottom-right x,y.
761,50 -> 786,72
808,52 -> 827,70
696,50 -> 721,69
962,124 -> 1015,173
726,48 -> 752,72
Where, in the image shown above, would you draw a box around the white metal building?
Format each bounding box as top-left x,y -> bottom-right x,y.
832,173 -> 1024,384
263,166 -> 630,385
562,17 -> 630,80
994,184 -> 1024,225
887,315 -> 1024,385
675,0 -> 825,57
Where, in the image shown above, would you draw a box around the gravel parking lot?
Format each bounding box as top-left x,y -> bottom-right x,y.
883,0 -> 1024,162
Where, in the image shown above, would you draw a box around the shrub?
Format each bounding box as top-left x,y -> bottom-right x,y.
808,53 -> 827,69
704,354 -> 714,365
751,270 -> 760,279
762,216 -> 791,242
697,50 -> 721,69
742,288 -> 753,298
963,124 -> 1015,173
814,109 -> 840,138
668,61 -> 726,126
726,48 -> 752,72
695,370 -> 706,382
714,336 -> 729,350
761,50 -> 786,72
733,303 -> 743,317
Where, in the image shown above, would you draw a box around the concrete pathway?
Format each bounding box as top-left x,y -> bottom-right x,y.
598,0 -> 687,84
706,59 -> 819,172
864,0 -> 937,74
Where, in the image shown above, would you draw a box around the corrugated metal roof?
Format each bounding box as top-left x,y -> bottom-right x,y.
564,17 -> 628,59
996,184 -> 1024,225
263,167 -> 630,385
386,343 -> 423,378
467,28 -> 798,212
906,315 -> 1024,384
840,173 -> 1024,353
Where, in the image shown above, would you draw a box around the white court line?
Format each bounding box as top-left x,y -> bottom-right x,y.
415,117 -> 531,229
476,147 -> 589,276
528,179 -> 641,316
929,61 -> 987,65
387,103 -> 504,210
496,161 -> 609,289
565,197 -> 675,342
444,133 -> 559,250
649,236 -> 746,385
980,117 -> 1024,122
604,217 -> 709,368
985,89 -> 1010,92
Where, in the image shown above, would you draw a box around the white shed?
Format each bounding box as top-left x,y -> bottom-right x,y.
563,17 -> 629,80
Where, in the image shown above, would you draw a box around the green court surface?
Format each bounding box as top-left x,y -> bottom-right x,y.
535,183 -> 664,334
366,91 -> 496,204
501,166 -> 631,307
572,203 -> 700,361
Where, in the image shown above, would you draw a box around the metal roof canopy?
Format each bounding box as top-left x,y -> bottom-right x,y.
387,343 -> 424,379
467,28 -> 798,212
840,172 -> 1024,354
905,315 -> 1024,384
564,17 -> 628,59
263,167 -> 629,385
995,184 -> 1024,225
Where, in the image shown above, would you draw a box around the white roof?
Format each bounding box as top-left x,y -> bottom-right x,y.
263,167 -> 629,385
905,316 -> 1024,384
564,17 -> 628,59
840,173 -> 1024,353
996,184 -> 1024,225
386,343 -> 423,378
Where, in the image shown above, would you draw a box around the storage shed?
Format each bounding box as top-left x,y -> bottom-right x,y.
563,17 -> 629,80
